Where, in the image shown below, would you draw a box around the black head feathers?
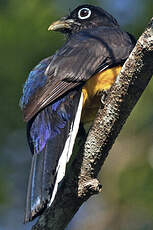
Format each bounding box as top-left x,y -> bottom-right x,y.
48,4 -> 119,34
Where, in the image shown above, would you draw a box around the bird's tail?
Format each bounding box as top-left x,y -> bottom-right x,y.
24,89 -> 83,223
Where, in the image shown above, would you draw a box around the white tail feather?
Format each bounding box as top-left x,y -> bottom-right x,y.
48,92 -> 83,206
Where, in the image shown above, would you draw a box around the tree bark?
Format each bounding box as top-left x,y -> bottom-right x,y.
32,17 -> 153,230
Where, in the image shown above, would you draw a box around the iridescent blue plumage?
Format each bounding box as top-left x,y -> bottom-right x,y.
25,89 -> 82,222
20,56 -> 52,109
29,96 -> 71,154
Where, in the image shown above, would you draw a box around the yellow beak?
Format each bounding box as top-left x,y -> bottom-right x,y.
48,19 -> 74,31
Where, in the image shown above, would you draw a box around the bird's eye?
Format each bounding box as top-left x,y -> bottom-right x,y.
78,8 -> 91,19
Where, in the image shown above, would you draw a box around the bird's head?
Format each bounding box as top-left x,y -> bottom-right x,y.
48,4 -> 119,34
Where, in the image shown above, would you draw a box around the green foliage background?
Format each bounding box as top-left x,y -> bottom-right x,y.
0,0 -> 153,229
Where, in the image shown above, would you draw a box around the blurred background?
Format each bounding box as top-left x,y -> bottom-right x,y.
0,0 -> 153,229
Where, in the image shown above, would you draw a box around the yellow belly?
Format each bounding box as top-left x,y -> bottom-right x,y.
81,65 -> 122,123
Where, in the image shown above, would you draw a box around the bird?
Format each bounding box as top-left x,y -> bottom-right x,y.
20,4 -> 136,223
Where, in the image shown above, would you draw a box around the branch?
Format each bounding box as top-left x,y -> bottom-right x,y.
32,18 -> 153,230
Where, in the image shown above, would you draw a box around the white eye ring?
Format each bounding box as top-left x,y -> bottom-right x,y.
78,8 -> 91,19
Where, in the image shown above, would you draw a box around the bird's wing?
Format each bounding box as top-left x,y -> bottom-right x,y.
21,26 -> 135,122
20,56 -> 53,112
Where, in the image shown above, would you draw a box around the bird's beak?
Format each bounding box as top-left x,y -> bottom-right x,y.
48,17 -> 74,31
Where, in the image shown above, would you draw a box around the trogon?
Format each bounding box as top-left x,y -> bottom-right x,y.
20,4 -> 136,223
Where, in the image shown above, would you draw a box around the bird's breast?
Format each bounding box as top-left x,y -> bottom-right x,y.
81,65 -> 122,123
